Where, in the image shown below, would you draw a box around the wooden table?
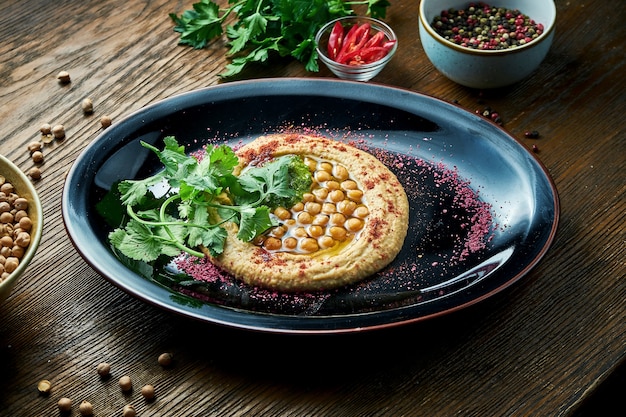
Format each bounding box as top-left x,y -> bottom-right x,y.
1,0 -> 623,415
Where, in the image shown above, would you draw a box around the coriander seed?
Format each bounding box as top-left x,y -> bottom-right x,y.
57,397 -> 72,412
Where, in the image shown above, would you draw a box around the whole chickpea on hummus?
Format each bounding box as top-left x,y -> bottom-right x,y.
204,133 -> 410,292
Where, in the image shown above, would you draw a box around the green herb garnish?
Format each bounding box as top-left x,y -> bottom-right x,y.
169,0 -> 391,77
107,136 -> 312,262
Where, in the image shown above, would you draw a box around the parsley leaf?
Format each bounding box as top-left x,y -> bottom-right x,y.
169,0 -> 391,77
107,136 -> 312,262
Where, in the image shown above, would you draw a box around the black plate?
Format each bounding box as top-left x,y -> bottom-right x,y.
62,79 -> 559,333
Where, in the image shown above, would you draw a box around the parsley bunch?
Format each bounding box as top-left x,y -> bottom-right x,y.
170,0 -> 391,77
107,136 -> 312,262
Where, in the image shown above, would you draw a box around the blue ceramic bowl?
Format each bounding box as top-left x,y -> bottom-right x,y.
419,0 -> 556,89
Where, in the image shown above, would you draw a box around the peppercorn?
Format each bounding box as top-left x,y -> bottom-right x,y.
532,144 -> 539,153
524,130 -> 540,138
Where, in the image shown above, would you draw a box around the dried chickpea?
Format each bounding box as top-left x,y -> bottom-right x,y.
37,379 -> 51,395
52,124 -> 65,140
0,183 -> 13,194
81,98 -> 94,114
0,211 -> 14,223
0,236 -> 12,247
122,404 -> 136,417
18,216 -> 32,231
16,232 -> 31,247
141,384 -> 155,400
39,123 -> 52,135
11,246 -> 24,259
14,198 -> 28,211
31,151 -> 44,164
119,375 -> 132,392
28,167 -> 42,180
97,362 -> 111,378
79,400 -> 93,416
100,115 -> 112,129
158,352 -> 173,367
27,141 -> 42,153
57,70 -> 71,84
57,397 -> 72,412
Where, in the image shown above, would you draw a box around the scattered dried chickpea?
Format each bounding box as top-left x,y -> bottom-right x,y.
79,400 -> 93,416
57,397 -> 72,412
27,141 -> 42,153
37,379 -> 51,395
57,70 -> 71,84
97,362 -> 111,378
158,352 -> 173,367
0,179 -> 32,281
52,124 -> 65,140
31,150 -> 44,164
28,167 -> 42,180
39,123 -> 52,135
101,115 -> 112,129
141,384 -> 155,400
119,375 -> 132,392
122,404 -> 136,417
81,98 -> 94,114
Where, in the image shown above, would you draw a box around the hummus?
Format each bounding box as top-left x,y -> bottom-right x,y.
206,133 -> 409,292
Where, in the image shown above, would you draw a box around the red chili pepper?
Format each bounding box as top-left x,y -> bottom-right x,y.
327,21 -> 344,60
336,23 -> 371,64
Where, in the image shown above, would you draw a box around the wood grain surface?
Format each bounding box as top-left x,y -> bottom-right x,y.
0,0 -> 624,416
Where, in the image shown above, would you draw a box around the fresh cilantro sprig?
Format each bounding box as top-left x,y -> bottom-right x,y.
169,0 -> 391,77
107,136 -> 312,262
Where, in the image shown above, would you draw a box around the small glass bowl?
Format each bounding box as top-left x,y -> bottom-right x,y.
315,16 -> 397,82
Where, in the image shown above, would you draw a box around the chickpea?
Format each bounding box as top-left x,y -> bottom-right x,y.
15,232 -> 30,248
291,202 -> 304,212
27,141 -> 42,153
57,397 -> 72,412
312,214 -> 329,226
308,225 -> 324,238
314,170 -> 332,183
141,384 -> 156,401
119,375 -> 132,392
337,200 -> 357,216
0,236 -> 12,247
333,165 -> 349,181
31,151 -> 44,163
81,98 -> 94,114
354,206 -> 370,218
345,218 -> 364,232
274,207 -> 291,220
28,167 -> 42,180
329,189 -> 345,203
97,362 -> 111,378
341,180 -> 358,190
319,162 -> 333,173
330,213 -> 346,226
300,237 -> 319,252
158,352 -> 173,367
303,157 -> 317,171
57,70 -> 71,84
318,235 -> 335,249
0,183 -> 13,194
321,203 -> 336,214
304,201 -> 321,215
296,211 -> 313,224
13,197 -> 28,211
329,226 -> 347,241
326,180 -> 340,190
269,225 -> 286,238
312,188 -> 328,201
18,216 -> 32,231
293,227 -> 308,238
0,212 -> 14,223
263,237 -> 282,251
301,192 -> 315,202
100,115 -> 112,129
37,379 -> 51,395
0,202 -> 9,213
79,400 -> 93,416
40,123 -> 52,135
123,404 -> 136,417
11,246 -> 24,259
283,237 -> 298,250
52,124 -> 65,139
346,189 -> 364,202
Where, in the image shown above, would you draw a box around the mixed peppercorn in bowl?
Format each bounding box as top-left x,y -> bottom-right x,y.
0,154 -> 43,303
418,0 -> 556,88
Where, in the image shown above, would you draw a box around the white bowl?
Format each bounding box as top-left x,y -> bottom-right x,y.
419,0 -> 556,89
